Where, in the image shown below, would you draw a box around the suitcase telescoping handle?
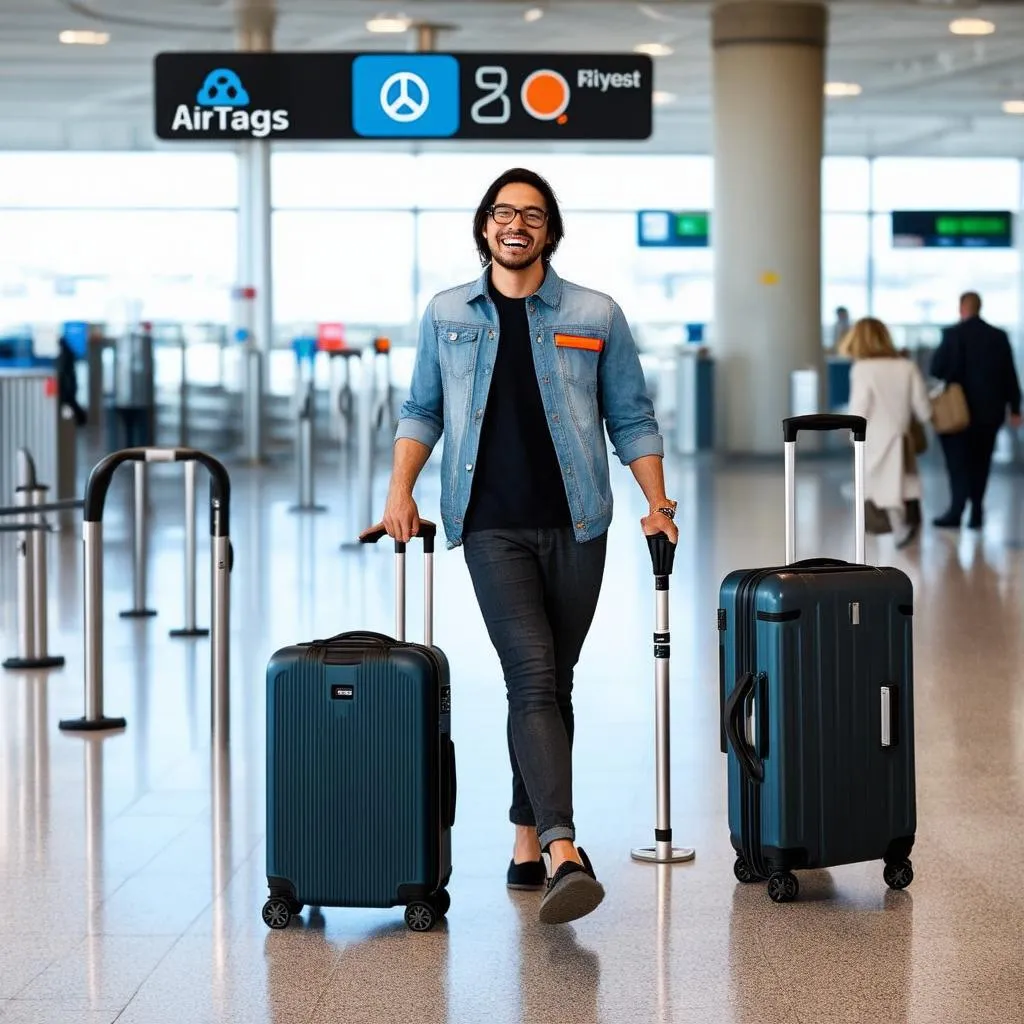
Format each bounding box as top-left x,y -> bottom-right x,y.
782,414 -> 867,566
358,519 -> 437,646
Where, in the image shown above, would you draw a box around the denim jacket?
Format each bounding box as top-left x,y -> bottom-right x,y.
395,264 -> 664,549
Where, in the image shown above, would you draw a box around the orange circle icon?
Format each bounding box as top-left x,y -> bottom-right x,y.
521,69 -> 570,121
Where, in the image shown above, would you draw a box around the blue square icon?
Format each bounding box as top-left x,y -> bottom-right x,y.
352,54 -> 460,137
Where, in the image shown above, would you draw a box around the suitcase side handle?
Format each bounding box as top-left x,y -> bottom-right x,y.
724,672 -> 764,784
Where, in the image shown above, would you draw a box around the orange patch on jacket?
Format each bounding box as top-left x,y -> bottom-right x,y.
554,334 -> 604,352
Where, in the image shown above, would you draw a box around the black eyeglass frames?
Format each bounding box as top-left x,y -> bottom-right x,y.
488,204 -> 548,228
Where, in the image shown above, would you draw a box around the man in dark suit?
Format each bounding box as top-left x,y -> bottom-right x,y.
930,291 -> 1022,529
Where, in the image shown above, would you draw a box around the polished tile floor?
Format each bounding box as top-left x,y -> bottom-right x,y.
1,437 -> 1023,1024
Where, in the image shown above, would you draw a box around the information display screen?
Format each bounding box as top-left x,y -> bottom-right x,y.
154,51 -> 652,141
637,210 -> 710,247
891,211 -> 1013,248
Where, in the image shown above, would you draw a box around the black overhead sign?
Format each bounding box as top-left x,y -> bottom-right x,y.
153,51 -> 653,142
891,210 -> 1014,249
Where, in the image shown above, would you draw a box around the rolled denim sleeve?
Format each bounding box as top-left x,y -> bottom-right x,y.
599,300 -> 664,465
395,300 -> 444,451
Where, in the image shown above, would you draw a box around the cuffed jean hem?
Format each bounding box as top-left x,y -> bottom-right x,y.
539,824 -> 576,851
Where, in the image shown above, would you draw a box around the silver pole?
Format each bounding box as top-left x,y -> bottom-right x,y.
170,460 -> 208,638
15,488 -> 34,660
854,437 -> 866,564
244,348 -> 264,465
211,534 -> 231,746
121,461 -> 156,618
424,550 -> 433,648
30,488 -> 47,659
85,522 -> 103,720
395,546 -> 406,641
290,380 -> 326,514
631,568 -> 694,865
357,352 -> 374,535
784,440 -> 797,564
59,520 -> 126,731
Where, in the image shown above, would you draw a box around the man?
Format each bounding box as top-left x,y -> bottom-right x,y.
381,168 -> 677,925
930,291 -> 1022,529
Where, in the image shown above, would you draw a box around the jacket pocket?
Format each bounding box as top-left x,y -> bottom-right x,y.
437,326 -> 480,379
554,331 -> 604,388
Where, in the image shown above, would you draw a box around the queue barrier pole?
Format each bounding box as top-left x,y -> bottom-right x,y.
59,447 -> 233,744
170,460 -> 209,638
120,461 -> 157,619
630,531 -> 695,866
1,448 -> 78,671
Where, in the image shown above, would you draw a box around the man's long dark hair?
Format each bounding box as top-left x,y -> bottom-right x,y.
473,167 -> 565,267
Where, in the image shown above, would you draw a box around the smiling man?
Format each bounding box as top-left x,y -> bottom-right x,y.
381,167 -> 677,925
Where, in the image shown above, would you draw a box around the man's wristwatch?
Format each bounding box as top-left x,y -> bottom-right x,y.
653,505 -> 676,521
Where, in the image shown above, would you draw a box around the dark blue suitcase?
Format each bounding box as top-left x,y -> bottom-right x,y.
718,415 -> 917,903
262,521 -> 455,932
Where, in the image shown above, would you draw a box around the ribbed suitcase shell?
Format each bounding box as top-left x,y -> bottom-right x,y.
718,561 -> 917,879
266,633 -> 453,909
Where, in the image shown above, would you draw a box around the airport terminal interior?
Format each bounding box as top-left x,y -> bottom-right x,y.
2,2 -> 1024,1022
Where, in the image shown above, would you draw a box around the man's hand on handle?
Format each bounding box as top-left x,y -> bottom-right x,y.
382,487 -> 421,544
641,501 -> 678,545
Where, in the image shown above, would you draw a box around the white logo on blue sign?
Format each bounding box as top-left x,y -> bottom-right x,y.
352,55 -> 459,137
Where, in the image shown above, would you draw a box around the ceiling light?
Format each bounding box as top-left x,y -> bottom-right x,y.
634,42 -> 673,57
652,90 -> 676,106
949,17 -> 995,35
524,7 -> 544,22
366,14 -> 411,33
825,82 -> 862,98
1002,100 -> 1024,115
59,29 -> 110,45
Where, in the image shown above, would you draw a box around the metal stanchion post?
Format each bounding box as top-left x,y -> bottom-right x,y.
170,460 -> 209,638
3,450 -> 66,670
631,531 -> 695,865
121,461 -> 156,618
243,347 -> 264,465
340,349 -> 375,551
61,446 -> 232,737
289,337 -> 326,514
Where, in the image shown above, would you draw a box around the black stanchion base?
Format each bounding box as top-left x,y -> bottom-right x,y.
169,627 -> 210,638
3,654 -> 66,670
288,504 -> 328,514
119,608 -> 158,619
58,715 -> 127,733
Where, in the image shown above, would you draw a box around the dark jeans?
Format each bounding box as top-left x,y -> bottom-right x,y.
462,527 -> 607,851
939,423 -> 1001,519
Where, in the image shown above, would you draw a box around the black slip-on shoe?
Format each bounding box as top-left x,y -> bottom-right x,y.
507,857 -> 547,891
538,847 -> 605,924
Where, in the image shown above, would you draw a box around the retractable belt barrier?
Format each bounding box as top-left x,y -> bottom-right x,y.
59,447 -> 233,746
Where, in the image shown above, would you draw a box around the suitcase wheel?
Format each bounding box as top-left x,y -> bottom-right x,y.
766,871 -> 799,904
404,901 -> 439,933
262,897 -> 293,930
883,859 -> 914,891
733,856 -> 760,884
404,889 -> 450,933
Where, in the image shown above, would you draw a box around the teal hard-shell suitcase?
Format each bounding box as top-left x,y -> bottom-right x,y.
718,416 -> 917,903
262,522 -> 455,932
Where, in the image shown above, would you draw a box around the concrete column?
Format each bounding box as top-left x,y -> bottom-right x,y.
235,1 -> 275,462
711,0 -> 828,454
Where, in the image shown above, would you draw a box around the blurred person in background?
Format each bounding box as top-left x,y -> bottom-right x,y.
930,291 -> 1022,530
840,317 -> 932,548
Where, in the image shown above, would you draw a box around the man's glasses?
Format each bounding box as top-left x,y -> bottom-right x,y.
488,204 -> 548,228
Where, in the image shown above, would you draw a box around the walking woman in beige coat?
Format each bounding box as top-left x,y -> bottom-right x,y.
839,318 -> 933,547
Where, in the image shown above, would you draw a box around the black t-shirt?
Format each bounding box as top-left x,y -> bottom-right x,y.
462,279 -> 572,532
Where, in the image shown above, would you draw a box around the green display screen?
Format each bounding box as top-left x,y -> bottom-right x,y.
637,210 -> 710,247
892,210 -> 1013,248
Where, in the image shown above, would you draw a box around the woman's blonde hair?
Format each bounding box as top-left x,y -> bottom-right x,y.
838,317 -> 898,360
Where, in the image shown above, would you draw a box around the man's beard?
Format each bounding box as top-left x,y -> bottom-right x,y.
489,233 -> 542,271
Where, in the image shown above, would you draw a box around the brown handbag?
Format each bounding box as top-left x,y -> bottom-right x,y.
931,383 -> 970,434
907,418 -> 928,455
